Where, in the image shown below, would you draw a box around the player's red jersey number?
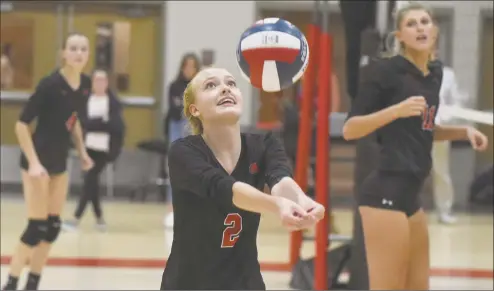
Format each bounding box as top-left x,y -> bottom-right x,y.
422,105 -> 436,130
221,213 -> 243,248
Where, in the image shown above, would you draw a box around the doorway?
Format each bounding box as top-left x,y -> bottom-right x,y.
0,2 -> 163,147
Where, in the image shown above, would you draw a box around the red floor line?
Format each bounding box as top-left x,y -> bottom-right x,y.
1,255 -> 492,279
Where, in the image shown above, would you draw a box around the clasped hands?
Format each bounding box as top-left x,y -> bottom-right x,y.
271,177 -> 326,231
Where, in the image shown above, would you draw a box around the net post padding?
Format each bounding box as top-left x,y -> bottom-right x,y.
289,0 -> 322,268
314,0 -> 331,288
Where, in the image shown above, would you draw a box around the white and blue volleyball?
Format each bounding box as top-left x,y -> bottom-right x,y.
236,18 -> 309,92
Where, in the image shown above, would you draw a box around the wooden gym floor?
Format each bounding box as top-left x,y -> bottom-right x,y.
1,197 -> 493,290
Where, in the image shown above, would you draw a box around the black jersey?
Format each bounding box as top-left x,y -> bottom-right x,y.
160,132 -> 292,290
19,70 -> 91,174
348,55 -> 443,177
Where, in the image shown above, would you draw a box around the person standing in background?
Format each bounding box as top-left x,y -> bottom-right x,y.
163,53 -> 201,228
430,45 -> 468,224
1,44 -> 14,89
62,69 -> 125,232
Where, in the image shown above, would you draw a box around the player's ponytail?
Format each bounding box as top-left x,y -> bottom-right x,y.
183,82 -> 203,135
429,26 -> 439,62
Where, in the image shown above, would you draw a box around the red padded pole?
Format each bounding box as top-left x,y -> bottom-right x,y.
289,0 -> 322,267
314,1 -> 332,289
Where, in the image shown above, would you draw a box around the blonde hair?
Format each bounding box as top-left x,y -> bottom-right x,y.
384,1 -> 435,57
183,81 -> 203,135
183,66 -> 232,135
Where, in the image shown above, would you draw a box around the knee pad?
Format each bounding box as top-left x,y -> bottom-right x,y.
20,219 -> 48,247
44,215 -> 61,243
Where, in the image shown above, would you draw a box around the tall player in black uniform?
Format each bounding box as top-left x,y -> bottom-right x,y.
2,33 -> 93,291
160,67 -> 326,290
343,2 -> 488,290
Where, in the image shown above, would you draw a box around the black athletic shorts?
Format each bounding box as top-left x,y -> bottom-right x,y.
20,146 -> 69,175
357,170 -> 426,217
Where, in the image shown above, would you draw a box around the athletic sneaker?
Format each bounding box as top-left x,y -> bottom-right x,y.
438,212 -> 458,225
95,218 -> 107,232
61,220 -> 79,232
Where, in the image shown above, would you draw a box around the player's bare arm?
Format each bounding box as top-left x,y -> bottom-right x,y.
434,125 -> 488,151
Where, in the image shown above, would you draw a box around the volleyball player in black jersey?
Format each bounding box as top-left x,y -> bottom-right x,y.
160,67 -> 325,290
343,2 -> 488,290
2,33 -> 94,291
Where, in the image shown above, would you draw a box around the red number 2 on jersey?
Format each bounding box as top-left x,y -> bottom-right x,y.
221,213 -> 243,248
422,105 -> 436,131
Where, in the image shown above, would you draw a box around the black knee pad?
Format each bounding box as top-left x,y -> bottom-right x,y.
20,219 -> 48,247
44,215 -> 61,243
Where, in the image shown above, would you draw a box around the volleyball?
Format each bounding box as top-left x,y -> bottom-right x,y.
236,18 -> 309,92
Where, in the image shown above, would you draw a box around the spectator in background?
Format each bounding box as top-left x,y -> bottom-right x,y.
62,69 -> 125,232
430,42 -> 468,224
163,53 -> 201,228
1,43 -> 14,89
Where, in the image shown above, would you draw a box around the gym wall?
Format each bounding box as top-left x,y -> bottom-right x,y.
1,1 -> 492,201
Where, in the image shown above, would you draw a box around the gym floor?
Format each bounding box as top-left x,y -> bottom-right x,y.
1,197 -> 493,290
